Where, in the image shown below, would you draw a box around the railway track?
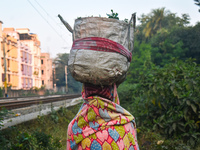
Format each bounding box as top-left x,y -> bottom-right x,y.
0,94 -> 81,110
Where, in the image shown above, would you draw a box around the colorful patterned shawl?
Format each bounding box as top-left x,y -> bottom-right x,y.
67,83 -> 139,150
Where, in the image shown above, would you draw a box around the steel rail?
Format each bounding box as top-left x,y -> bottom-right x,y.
0,94 -> 81,110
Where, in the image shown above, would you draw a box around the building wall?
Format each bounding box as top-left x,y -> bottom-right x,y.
41,53 -> 53,89
6,35 -> 19,89
20,42 -> 32,89
3,28 -> 21,89
0,26 -> 53,92
0,21 -> 3,87
1,28 -> 20,89
16,28 -> 41,88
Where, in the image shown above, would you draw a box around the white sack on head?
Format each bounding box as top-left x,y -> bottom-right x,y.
67,16 -> 135,85
68,49 -> 130,85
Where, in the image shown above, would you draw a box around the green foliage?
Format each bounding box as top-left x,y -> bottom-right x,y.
67,72 -> 82,94
118,7 -> 200,149
0,108 -> 14,150
106,9 -> 119,20
50,106 -> 59,123
54,53 -> 69,87
9,131 -> 62,150
194,0 -> 200,12
170,23 -> 200,64
138,8 -> 190,39
40,85 -> 46,90
12,132 -> 34,150
136,8 -> 200,65
0,87 -> 3,97
141,7 -> 166,38
137,127 -> 190,150
0,107 -> 10,129
33,130 -> 57,150
0,104 -> 82,149
126,41 -> 153,83
150,28 -> 188,66
120,59 -> 200,148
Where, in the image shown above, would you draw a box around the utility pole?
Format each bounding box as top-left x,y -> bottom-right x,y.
2,36 -> 8,97
65,65 -> 68,93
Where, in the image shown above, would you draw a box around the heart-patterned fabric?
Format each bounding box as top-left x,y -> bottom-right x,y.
67,84 -> 139,150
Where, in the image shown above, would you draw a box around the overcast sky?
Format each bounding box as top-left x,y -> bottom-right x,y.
0,0 -> 199,58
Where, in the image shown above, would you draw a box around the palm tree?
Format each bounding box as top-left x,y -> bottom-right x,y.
142,8 -> 166,38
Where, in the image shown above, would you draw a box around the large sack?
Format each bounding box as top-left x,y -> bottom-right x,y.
68,49 -> 129,85
64,15 -> 136,85
72,17 -> 134,51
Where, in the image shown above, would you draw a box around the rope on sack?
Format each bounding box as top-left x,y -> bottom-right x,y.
71,37 -> 132,62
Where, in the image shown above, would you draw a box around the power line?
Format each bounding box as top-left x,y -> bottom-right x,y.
27,0 -> 68,43
33,0 -> 70,39
34,0 -> 59,26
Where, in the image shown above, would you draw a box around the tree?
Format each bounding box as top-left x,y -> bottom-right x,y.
141,8 -> 166,38
138,8 -> 190,39
126,41 -> 153,83
119,59 -> 200,147
54,53 -> 82,93
194,0 -> 200,12
54,53 -> 68,87
136,8 -> 192,65
169,22 -> 200,64
150,27 -> 189,66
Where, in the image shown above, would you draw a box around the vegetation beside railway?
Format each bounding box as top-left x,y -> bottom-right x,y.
0,103 -> 82,150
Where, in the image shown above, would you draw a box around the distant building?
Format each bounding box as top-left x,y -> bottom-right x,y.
41,53 -> 53,89
19,42 -> 32,89
0,21 -> 3,88
0,25 -> 48,91
2,28 -> 34,90
1,28 -> 20,89
16,28 -> 41,88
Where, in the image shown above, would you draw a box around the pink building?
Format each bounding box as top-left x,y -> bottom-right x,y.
41,53 -> 53,89
16,28 -> 41,88
0,21 -> 4,88
3,28 -> 33,89
0,26 -> 49,90
20,42 -> 32,89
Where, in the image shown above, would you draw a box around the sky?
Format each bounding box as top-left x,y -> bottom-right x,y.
0,0 -> 199,59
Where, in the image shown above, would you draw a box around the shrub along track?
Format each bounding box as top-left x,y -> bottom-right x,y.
0,94 -> 81,110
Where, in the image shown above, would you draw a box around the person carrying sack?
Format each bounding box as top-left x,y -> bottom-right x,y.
59,13 -> 140,150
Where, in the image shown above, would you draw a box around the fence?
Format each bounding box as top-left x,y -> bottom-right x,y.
0,86 -> 73,98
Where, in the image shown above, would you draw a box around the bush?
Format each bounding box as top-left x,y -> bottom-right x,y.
119,58 -> 200,148
0,87 -> 3,97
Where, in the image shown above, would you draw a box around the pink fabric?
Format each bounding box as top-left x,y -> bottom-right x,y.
72,37 -> 132,62
83,83 -> 117,104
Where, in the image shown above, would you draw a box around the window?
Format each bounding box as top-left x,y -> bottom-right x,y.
1,58 -> 4,66
8,74 -> 10,82
7,59 -> 10,68
2,73 -> 4,82
41,59 -> 43,64
42,70 -> 44,75
21,64 -> 23,71
42,80 -> 44,85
